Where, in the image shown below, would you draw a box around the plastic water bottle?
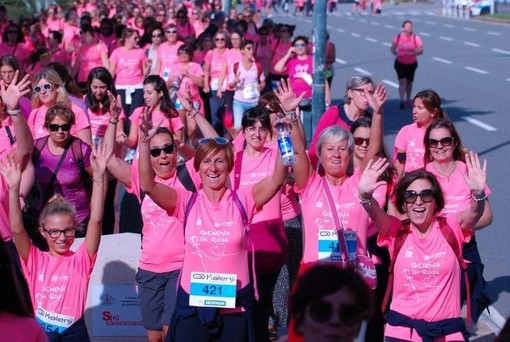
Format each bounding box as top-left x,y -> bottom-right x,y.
276,120 -> 296,166
172,76 -> 180,89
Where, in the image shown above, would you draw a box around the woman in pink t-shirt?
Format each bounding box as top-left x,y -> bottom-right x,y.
423,119 -> 492,322
0,55 -> 32,118
175,8 -> 196,41
28,68 -> 92,146
144,136 -> 286,341
72,24 -> 109,87
358,156 -> 487,341
0,23 -> 32,70
268,24 -> 293,90
2,137 -> 107,341
393,89 -> 446,181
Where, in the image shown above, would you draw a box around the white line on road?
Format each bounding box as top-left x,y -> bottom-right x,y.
443,24 -> 454,28
463,27 -> 477,32
370,21 -> 380,26
351,33 -> 361,37
418,32 -> 431,37
381,42 -> 392,47
354,67 -> 372,76
335,58 -> 347,65
464,41 -> 480,47
439,36 -> 454,41
425,20 -> 436,25
382,80 -> 399,88
481,306 -> 506,335
432,57 -> 453,64
365,37 -> 378,43
463,117 -> 497,131
358,18 -> 367,22
336,28 -> 345,33
384,24 -> 394,29
465,66 -> 489,74
487,31 -> 501,36
492,48 -> 510,55
507,78 -> 510,82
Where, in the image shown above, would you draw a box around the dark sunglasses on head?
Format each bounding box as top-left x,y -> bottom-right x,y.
427,136 -> 454,148
307,300 -> 365,325
34,83 -> 52,93
48,123 -> 72,132
198,137 -> 230,145
404,189 -> 435,204
150,143 -> 176,157
354,137 -> 369,146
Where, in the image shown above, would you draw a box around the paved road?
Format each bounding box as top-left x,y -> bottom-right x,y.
272,0 -> 510,335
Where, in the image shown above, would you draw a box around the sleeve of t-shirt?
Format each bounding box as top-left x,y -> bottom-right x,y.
377,219 -> 400,254
125,161 -> 141,200
415,35 -> 424,48
170,116 -> 184,132
27,109 -> 37,135
446,212 -> 472,246
309,106 -> 340,168
190,62 -> 204,77
72,104 -> 91,131
19,244 -> 41,279
174,187 -> 194,222
204,50 -> 212,67
294,170 -> 320,200
129,107 -> 143,126
75,241 -> 97,272
392,126 -> 408,159
237,186 -> 257,222
185,158 -> 201,190
109,48 -> 119,65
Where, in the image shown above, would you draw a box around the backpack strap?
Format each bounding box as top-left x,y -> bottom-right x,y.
233,62 -> 239,76
70,137 -> 85,171
381,219 -> 411,312
233,150 -> 243,191
255,62 -> 263,80
176,164 -> 197,193
4,126 -> 16,146
32,136 -> 49,164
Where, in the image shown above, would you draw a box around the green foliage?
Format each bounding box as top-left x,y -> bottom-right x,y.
3,0 -> 73,22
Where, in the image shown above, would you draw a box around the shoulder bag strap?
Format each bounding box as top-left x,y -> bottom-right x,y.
177,164 -> 197,193
4,126 -> 15,146
322,180 -> 349,263
233,150 -> 243,191
42,138 -> 73,204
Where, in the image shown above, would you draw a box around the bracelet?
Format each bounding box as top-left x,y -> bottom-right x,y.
285,110 -> 297,121
471,192 -> 487,202
187,109 -> 199,119
92,177 -> 106,184
6,108 -> 21,116
359,194 -> 373,205
109,118 -> 119,125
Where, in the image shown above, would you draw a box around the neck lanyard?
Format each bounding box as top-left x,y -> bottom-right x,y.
322,179 -> 350,263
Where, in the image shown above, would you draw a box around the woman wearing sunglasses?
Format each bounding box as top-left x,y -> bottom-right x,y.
424,119 -> 492,323
104,93 -> 217,342
268,24 -> 293,91
290,264 -> 373,342
0,23 -> 32,70
28,68 -> 92,146
155,24 -> 185,86
142,24 -> 164,76
358,153 -> 487,341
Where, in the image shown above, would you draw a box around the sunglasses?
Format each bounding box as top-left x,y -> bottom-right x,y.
307,300 -> 365,325
199,137 -> 230,145
48,123 -> 72,132
215,37 -> 225,41
166,30 -> 177,34
150,143 -> 176,157
7,30 -> 18,34
354,137 -> 369,146
177,15 -> 186,19
427,136 -> 454,148
34,83 -> 52,93
404,189 -> 435,204
280,29 -> 289,33
152,33 -> 163,38
294,43 -> 306,48
42,227 -> 76,239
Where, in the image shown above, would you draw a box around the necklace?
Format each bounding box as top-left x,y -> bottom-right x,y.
433,161 -> 456,181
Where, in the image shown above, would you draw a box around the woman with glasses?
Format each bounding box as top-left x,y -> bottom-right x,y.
268,24 -> 293,91
143,24 -> 164,76
28,68 -> 92,146
358,153 -> 487,341
3,133 -> 107,340
0,23 -> 32,70
203,30 -> 229,137
0,55 -> 31,118
393,89 -> 446,181
190,8 -> 205,38
290,264 -> 373,342
423,119 -> 492,323
254,27 -> 272,85
156,24 -> 185,86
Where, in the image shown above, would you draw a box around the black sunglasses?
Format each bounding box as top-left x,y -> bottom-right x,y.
427,136 -> 454,148
404,189 -> 435,204
48,123 -> 72,132
152,33 -> 163,38
307,300 -> 365,325
150,143 -> 176,157
354,137 -> 369,146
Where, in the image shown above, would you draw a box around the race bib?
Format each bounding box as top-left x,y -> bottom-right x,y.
210,78 -> 220,91
36,307 -> 75,334
189,272 -> 237,308
163,68 -> 171,81
242,83 -> 260,100
318,229 -> 342,262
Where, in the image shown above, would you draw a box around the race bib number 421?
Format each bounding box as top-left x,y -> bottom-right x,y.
189,272 -> 237,308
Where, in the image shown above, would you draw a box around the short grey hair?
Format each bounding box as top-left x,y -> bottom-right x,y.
344,75 -> 374,104
316,126 -> 354,157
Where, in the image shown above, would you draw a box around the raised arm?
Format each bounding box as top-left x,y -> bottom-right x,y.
85,142 -> 109,257
458,151 -> 487,231
252,150 -> 287,209
0,155 -> 31,262
274,46 -> 294,73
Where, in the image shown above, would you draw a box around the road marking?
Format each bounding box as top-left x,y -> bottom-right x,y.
487,31 -> 501,36
481,306 -> 506,336
432,57 -> 453,64
425,20 -> 436,25
463,27 -> 477,32
354,67 -> 372,76
439,36 -> 454,41
327,25 -> 333,29
370,21 -> 380,26
351,33 -> 361,37
409,12 -> 420,16
384,24 -> 394,29
443,24 -> 454,28
465,66 -> 488,74
358,18 -> 367,22
463,117 -> 497,131
507,78 -> 510,82
336,28 -> 345,33
393,11 -> 406,15
464,41 -> 480,47
418,32 -> 431,37
381,42 -> 392,47
492,48 -> 510,56
382,80 -> 399,88
335,58 -> 347,65
365,37 -> 378,43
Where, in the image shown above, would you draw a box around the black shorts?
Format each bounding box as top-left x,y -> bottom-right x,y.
394,60 -> 418,83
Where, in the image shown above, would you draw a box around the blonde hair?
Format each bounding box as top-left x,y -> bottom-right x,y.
31,68 -> 70,108
38,194 -> 77,227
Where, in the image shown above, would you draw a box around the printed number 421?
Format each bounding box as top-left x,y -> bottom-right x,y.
202,285 -> 222,295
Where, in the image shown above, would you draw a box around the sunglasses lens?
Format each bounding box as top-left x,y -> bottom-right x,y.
441,137 -> 453,146
354,137 -> 369,146
199,137 -> 229,145
420,190 -> 434,202
339,304 -> 365,326
34,86 -> 41,93
163,144 -> 175,154
150,148 -> 161,157
308,301 -> 332,323
404,191 -> 418,203
44,84 -> 51,90
428,139 -> 438,148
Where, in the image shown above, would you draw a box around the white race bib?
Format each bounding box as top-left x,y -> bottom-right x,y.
242,83 -> 260,100
189,272 -> 237,308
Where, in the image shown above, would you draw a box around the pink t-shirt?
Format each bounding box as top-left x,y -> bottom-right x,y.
426,162 -> 491,216
87,107 -> 126,140
204,48 -> 229,91
128,162 -> 185,273
0,312 -> 48,342
0,42 -> 32,69
0,176 -> 11,241
21,244 -> 96,334
225,49 -> 243,91
109,47 -> 147,86
157,41 -> 184,79
393,123 -> 426,173
231,148 -> 287,273
62,23 -> 80,51
0,116 -> 16,158
287,56 -> 313,99
393,33 -> 423,65
45,18 -> 64,35
270,40 -> 292,75
296,170 -> 371,263
129,107 -> 184,135
255,41 -> 272,76
77,42 -> 108,83
176,22 -> 196,40
378,214 -> 470,341
231,61 -> 264,103
28,103 -> 91,139
169,61 -> 204,104
175,188 -> 256,298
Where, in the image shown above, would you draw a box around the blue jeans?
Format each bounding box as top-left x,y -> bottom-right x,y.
233,99 -> 257,129
208,91 -> 225,136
